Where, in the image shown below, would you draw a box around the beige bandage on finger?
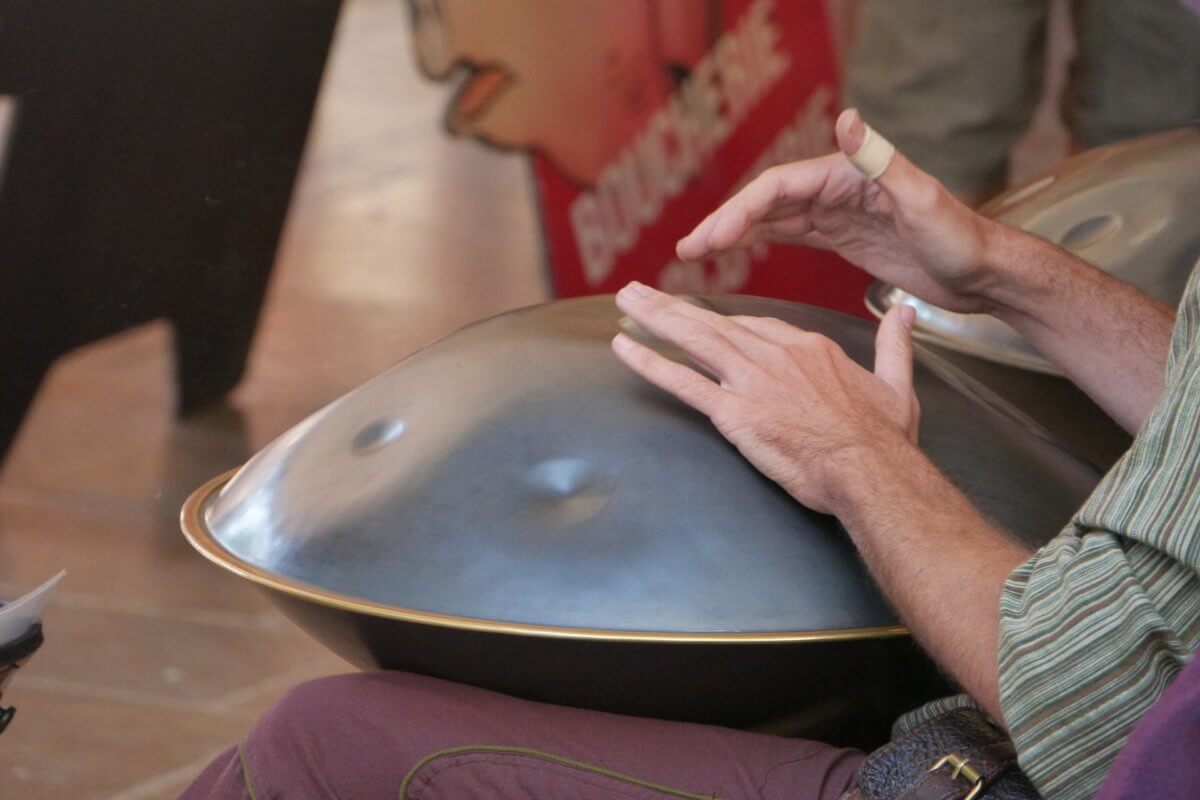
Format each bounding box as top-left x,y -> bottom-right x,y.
848,124 -> 896,180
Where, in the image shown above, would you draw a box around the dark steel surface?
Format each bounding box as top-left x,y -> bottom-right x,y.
269,589 -> 953,745
201,296 -> 1099,636
917,344 -> 1132,472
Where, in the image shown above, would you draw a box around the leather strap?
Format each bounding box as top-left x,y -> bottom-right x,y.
847,708 -> 1041,800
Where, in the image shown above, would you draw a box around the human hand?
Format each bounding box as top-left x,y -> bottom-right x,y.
612,282 -> 920,516
675,109 -> 1000,313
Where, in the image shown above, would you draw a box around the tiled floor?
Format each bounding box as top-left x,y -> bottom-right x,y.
0,1 -> 1072,797
0,1 -> 546,797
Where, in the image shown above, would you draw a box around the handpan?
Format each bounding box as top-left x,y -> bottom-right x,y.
182,295 -> 1098,744
867,127 -> 1200,374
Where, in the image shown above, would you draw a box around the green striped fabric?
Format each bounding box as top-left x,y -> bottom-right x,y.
997,263 -> 1200,799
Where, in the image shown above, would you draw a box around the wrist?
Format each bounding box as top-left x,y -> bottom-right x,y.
972,221 -> 1083,321
820,436 -> 929,521
970,219 -> 1030,316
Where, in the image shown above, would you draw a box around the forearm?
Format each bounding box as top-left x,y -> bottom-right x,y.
975,223 -> 1175,432
830,442 -> 1031,723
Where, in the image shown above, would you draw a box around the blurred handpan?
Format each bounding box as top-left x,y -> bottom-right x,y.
183,295 -> 1098,746
867,128 -> 1200,467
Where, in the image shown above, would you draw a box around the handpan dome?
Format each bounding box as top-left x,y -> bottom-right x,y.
183,295 -> 1098,736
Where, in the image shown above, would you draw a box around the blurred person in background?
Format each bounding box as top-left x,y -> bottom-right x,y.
845,0 -> 1200,203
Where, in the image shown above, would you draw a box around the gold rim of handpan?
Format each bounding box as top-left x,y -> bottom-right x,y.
181,470 -> 910,645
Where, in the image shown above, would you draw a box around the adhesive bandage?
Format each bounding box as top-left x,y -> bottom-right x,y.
848,124 -> 896,180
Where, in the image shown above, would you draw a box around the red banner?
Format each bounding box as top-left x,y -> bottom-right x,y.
411,0 -> 870,317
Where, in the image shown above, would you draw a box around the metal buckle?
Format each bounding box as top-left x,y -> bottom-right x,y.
929,754 -> 985,800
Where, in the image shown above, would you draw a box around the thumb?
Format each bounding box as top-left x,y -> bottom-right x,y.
874,304 -> 916,398
835,108 -> 939,211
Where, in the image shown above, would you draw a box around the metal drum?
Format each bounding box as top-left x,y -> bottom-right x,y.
868,127 -> 1200,468
182,296 -> 1098,746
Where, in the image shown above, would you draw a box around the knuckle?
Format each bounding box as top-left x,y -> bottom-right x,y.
715,396 -> 750,426
643,291 -> 671,311
763,317 -> 797,336
759,164 -> 784,186
759,339 -> 790,365
685,323 -> 728,354
629,346 -> 659,372
761,336 -> 787,355
802,332 -> 839,355
754,166 -> 789,204
740,206 -> 754,229
683,322 -> 716,347
766,168 -> 788,200
911,180 -> 941,213
698,383 -> 726,409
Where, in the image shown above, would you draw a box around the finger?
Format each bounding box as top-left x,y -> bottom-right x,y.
836,108 -> 941,212
681,198 -> 815,258
836,107 -> 894,179
798,230 -> 833,250
874,304 -> 916,398
744,219 -> 832,251
611,333 -> 727,417
686,217 -> 817,259
729,213 -> 824,248
676,155 -> 841,261
761,198 -> 814,223
755,216 -> 817,243
615,283 -> 768,373
704,157 -> 842,254
675,205 -> 728,261
727,315 -> 810,346
632,289 -> 778,356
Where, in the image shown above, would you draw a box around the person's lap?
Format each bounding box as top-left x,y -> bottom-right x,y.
180,671 -> 864,800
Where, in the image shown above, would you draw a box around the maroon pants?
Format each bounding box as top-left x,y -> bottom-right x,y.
180,672 -> 864,800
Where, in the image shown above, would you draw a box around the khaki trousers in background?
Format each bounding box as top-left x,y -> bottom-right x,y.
845,0 -> 1200,198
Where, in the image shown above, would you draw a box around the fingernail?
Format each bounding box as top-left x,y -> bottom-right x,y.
612,333 -> 634,351
900,304 -> 916,329
848,111 -> 865,147
837,108 -> 864,150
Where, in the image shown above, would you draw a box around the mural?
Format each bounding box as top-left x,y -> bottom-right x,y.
409,0 -> 870,317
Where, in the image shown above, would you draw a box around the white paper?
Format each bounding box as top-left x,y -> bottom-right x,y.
0,571 -> 65,645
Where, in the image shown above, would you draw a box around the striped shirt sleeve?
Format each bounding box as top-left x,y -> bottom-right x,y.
999,537 -> 1200,799
996,266 -> 1200,800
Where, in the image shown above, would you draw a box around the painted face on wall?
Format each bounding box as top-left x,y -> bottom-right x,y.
409,0 -> 718,185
